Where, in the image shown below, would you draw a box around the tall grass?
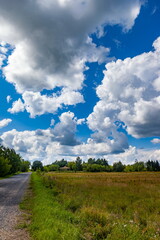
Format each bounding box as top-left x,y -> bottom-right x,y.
41,172 -> 160,240
22,172 -> 160,239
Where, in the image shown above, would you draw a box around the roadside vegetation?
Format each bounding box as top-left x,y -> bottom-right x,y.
23,171 -> 160,240
0,144 -> 30,177
21,172 -> 81,240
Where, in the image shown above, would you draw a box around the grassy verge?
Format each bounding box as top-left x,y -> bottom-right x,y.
20,173 -> 81,240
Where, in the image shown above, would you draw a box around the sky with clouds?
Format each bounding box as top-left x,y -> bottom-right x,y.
0,0 -> 160,165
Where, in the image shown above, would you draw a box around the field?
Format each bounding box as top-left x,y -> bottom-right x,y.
23,172 -> 160,240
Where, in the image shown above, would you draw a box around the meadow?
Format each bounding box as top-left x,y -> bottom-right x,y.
23,172 -> 160,240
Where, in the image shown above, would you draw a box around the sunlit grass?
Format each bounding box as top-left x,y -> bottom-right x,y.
42,172 -> 160,239
21,173 -> 81,240
22,172 -> 160,239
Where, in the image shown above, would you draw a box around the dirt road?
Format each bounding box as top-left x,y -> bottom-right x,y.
0,173 -> 31,240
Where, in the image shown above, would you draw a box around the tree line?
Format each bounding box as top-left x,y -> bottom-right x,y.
0,145 -> 30,177
32,157 -> 160,173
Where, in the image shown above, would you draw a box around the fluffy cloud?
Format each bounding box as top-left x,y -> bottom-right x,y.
6,95 -> 12,103
77,118 -> 86,125
0,0 -> 142,115
0,118 -> 12,128
0,111 -> 129,163
0,41 -> 8,67
0,55 -> 4,67
1,111 -> 80,150
8,89 -> 84,117
43,147 -> 160,165
0,127 -> 129,163
1,123 -> 160,165
88,37 -> 160,139
103,147 -> 160,165
0,0 -> 146,162
8,98 -> 25,114
50,111 -> 81,146
50,119 -> 55,127
151,138 -> 160,144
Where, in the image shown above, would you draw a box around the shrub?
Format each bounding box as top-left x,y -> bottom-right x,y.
0,156 -> 11,177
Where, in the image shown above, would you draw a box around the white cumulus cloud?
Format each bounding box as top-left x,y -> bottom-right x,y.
0,118 -> 12,129
8,98 -> 25,114
1,125 -> 160,165
0,0 -> 142,116
6,95 -> 12,103
88,37 -> 160,139
151,138 -> 160,144
0,41 -> 8,67
8,89 -> 84,117
0,111 -> 129,163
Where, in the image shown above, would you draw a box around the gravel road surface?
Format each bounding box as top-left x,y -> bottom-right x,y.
0,173 -> 31,240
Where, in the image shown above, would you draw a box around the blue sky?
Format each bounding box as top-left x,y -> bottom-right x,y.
0,0 -> 160,164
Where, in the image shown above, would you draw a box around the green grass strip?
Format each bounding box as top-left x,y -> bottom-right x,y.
23,173 -> 81,240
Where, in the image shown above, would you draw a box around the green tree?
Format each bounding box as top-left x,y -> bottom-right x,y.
43,166 -> 49,172
96,158 -> 109,166
75,156 -> 83,171
1,146 -> 22,173
113,161 -> 125,172
32,161 -> 43,171
146,160 -> 160,171
48,164 -> 59,171
88,158 -> 96,164
53,159 -> 68,167
83,163 -> 106,172
21,160 -> 30,172
67,161 -> 76,171
0,156 -> 11,177
124,165 -> 134,172
132,161 -> 146,172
